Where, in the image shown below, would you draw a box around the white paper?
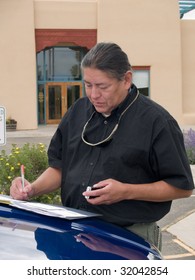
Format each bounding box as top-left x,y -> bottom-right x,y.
0,194 -> 101,220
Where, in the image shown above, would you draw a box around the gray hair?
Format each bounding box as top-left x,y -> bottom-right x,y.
81,42 -> 132,81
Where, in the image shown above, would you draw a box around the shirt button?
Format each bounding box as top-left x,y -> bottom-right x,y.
89,162 -> 94,166
104,120 -> 108,124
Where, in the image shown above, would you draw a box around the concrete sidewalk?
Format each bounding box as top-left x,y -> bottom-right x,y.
166,211 -> 195,252
6,124 -> 58,138
1,124 -> 195,259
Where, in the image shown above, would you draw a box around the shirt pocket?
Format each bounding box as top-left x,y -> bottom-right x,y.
101,142 -> 147,182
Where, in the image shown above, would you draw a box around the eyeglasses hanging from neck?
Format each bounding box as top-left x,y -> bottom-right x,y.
81,91 -> 139,147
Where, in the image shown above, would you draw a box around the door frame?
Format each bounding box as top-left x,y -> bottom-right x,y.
46,82 -> 82,124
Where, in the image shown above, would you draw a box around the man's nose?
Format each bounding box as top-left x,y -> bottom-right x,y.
91,86 -> 101,98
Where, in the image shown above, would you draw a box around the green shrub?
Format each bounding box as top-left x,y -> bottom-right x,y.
0,143 -> 61,204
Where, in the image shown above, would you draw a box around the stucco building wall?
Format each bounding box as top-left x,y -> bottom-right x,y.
181,20 -> 195,124
0,0 -> 37,129
0,0 -> 195,129
97,0 -> 183,122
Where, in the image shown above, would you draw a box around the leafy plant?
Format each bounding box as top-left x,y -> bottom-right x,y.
6,118 -> 17,124
183,128 -> 195,164
0,143 -> 61,204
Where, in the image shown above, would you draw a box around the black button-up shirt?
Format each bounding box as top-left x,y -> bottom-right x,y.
48,85 -> 194,226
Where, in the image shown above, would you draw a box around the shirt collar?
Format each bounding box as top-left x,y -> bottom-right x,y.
111,83 -> 138,117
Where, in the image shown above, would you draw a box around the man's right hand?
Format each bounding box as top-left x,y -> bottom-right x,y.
10,177 -> 34,200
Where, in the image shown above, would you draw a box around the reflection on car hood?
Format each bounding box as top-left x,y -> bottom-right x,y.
0,203 -> 162,260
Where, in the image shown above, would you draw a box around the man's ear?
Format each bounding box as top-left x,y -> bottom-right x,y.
124,71 -> 132,88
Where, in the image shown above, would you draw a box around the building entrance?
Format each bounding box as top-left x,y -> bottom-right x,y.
45,82 -> 82,124
37,45 -> 87,125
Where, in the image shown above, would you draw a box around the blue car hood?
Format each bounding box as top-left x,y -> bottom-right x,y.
0,204 -> 162,260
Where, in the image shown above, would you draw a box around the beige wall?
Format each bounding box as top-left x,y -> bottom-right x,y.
181,20 -> 195,124
97,0 -> 183,122
34,0 -> 97,29
0,0 -> 37,130
0,0 -> 195,130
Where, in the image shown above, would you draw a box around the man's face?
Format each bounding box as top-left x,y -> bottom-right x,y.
83,68 -> 132,115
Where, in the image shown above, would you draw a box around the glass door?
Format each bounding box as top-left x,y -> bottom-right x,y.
46,82 -> 82,124
66,82 -> 82,108
46,83 -> 65,124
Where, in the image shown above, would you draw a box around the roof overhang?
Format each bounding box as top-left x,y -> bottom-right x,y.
179,0 -> 195,18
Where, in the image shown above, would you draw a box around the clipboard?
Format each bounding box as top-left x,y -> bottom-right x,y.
0,194 -> 101,220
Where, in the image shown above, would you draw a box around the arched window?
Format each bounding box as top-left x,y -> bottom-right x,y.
37,46 -> 87,125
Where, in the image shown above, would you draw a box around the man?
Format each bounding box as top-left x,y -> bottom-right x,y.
10,42 -> 194,250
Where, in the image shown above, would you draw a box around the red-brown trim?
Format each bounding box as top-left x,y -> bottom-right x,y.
132,66 -> 150,70
35,29 -> 97,52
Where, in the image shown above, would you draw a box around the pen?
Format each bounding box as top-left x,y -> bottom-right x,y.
20,164 -> 25,189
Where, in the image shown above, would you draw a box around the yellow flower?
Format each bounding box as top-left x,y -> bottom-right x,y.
10,166 -> 14,171
39,143 -> 45,148
6,163 -> 9,166
7,176 -> 12,180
